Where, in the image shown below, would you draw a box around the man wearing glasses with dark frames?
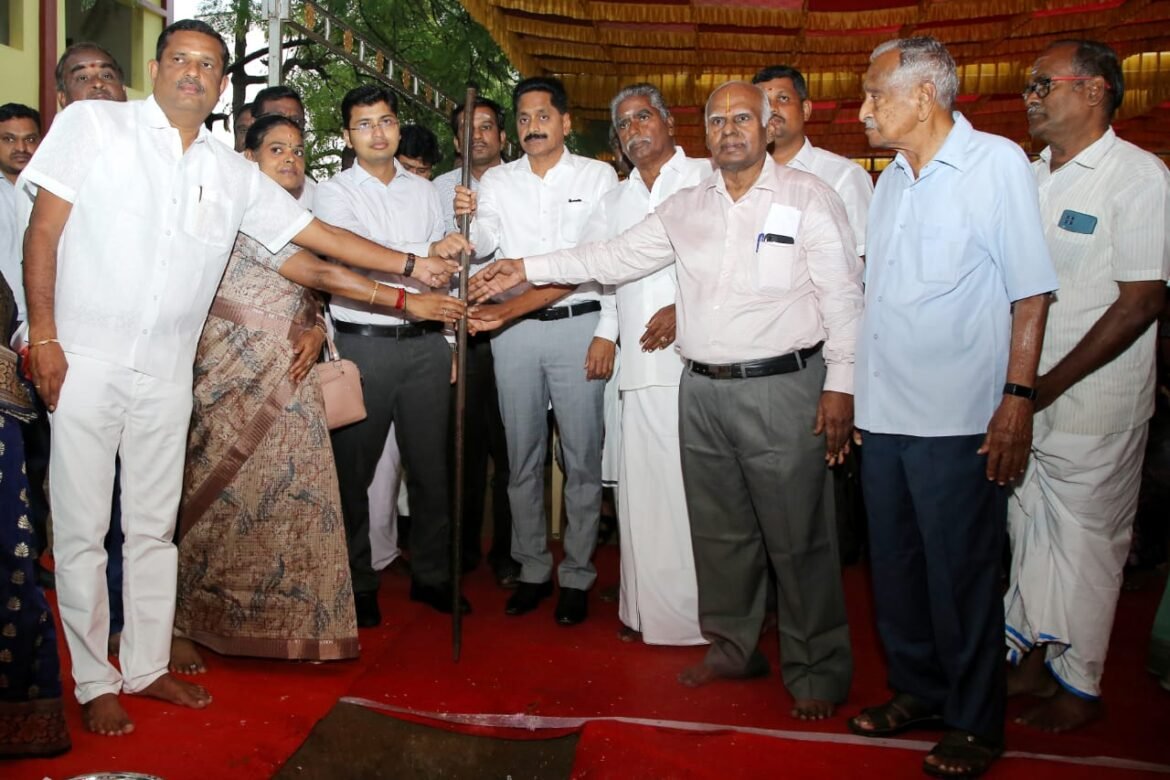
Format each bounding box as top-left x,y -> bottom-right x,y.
1005,39 -> 1170,734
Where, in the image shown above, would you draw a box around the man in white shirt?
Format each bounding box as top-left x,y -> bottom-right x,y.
315,84 -> 471,627
468,81 -> 861,719
0,103 -> 40,321
586,83 -> 709,646
22,20 -> 459,737
455,77 -> 619,626
1005,39 -> 1170,733
433,98 -> 519,588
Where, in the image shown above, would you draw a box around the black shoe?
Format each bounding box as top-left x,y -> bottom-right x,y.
492,560 -> 522,590
354,591 -> 381,628
504,580 -> 553,615
554,587 -> 588,626
410,580 -> 472,615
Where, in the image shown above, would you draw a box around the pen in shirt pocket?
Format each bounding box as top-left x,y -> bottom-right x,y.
756,232 -> 794,252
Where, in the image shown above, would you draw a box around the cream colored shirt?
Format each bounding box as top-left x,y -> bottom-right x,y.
1034,128 -> 1170,435
527,155 -> 863,394
20,96 -> 311,383
787,137 -> 872,257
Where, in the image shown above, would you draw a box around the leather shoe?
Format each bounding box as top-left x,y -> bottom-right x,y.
410,580 -> 471,615
555,587 -> 588,626
504,580 -> 553,615
493,560 -> 522,590
354,591 -> 381,628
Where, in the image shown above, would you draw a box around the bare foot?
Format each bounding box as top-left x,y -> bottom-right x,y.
169,637 -> 207,675
1015,690 -> 1101,732
107,631 -> 121,658
617,625 -> 641,643
137,672 -> 212,709
792,698 -> 835,720
678,662 -> 720,688
1007,648 -> 1058,698
82,693 -> 134,736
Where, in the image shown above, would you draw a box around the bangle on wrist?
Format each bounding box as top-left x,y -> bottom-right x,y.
1003,382 -> 1038,401
402,292 -> 410,314
29,338 -> 60,349
395,287 -> 406,310
368,280 -> 380,306
403,253 -> 416,278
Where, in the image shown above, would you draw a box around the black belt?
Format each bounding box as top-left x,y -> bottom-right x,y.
687,343 -> 822,380
521,300 -> 602,322
333,320 -> 441,339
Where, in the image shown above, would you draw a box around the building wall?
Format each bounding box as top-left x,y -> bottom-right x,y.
0,0 -> 41,107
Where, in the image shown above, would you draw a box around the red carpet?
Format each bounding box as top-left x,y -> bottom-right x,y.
7,547 -> 1169,779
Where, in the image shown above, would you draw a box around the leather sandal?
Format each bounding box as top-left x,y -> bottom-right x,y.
847,692 -> 943,737
922,730 -> 1003,779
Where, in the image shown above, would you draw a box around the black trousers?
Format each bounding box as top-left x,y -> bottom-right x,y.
331,331 -> 452,592
861,432 -> 1007,743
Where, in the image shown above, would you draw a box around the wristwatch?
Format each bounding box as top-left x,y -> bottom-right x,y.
1003,383 -> 1038,401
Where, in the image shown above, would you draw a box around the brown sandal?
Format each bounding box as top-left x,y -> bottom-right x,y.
847,692 -> 943,737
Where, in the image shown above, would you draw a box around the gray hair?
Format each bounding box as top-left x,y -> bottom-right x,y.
871,36 -> 959,110
610,83 -> 670,127
703,81 -> 772,127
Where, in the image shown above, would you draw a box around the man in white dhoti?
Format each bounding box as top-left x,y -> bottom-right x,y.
582,83 -> 710,646
1005,38 -> 1170,732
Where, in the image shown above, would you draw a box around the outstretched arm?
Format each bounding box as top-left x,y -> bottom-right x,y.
291,218 -> 460,289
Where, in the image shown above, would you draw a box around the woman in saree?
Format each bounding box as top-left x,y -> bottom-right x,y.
172,115 -> 462,667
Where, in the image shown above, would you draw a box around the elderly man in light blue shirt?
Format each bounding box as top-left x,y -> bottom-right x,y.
845,37 -> 1057,780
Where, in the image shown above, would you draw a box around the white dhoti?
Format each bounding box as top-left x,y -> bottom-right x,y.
601,347 -> 622,488
1005,418 -> 1148,698
368,426 -> 403,571
50,352 -> 192,703
617,385 -> 705,646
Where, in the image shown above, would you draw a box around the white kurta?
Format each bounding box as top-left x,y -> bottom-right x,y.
583,148 -> 710,645
1004,129 -> 1170,697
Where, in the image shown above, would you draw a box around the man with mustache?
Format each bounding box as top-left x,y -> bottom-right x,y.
0,104 -> 41,322
848,37 -> 1056,777
56,42 -> 128,108
454,76 -> 618,625
432,96 -> 519,589
1004,39 -> 1169,733
21,19 -> 462,737
467,81 -> 861,718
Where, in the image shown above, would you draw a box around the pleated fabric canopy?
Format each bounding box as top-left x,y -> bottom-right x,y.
460,0 -> 1170,160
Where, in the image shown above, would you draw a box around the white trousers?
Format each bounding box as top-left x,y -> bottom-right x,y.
50,352 -> 192,703
1005,419 -> 1147,698
617,386 -> 705,646
368,425 -> 403,570
601,348 -> 622,487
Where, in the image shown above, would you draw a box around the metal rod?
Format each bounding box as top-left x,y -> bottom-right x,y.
452,86 -> 477,662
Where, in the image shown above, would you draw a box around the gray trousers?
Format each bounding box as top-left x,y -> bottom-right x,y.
491,312 -> 604,590
678,352 -> 853,703
331,330 -> 452,592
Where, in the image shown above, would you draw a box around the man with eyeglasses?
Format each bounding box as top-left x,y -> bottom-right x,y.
315,84 -> 472,626
847,37 -> 1056,778
1004,39 -> 1170,733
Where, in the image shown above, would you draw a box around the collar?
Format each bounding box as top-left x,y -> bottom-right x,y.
350,157 -> 407,187
519,147 -> 572,176
709,154 -> 777,198
630,146 -> 688,189
893,111 -> 970,177
1038,127 -> 1116,172
143,95 -> 210,146
787,137 -> 816,172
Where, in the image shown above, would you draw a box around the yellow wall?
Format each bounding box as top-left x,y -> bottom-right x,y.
0,0 -> 40,107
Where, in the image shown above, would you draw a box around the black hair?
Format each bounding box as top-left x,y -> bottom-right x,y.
244,114 -> 302,152
512,76 -> 569,115
155,19 -> 230,76
55,42 -> 125,92
1049,39 -> 1125,117
751,65 -> 810,102
397,124 -> 442,166
449,96 -> 506,138
341,84 -> 399,129
253,85 -> 304,118
0,103 -> 41,130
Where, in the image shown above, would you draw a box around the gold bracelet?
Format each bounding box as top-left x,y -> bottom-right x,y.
29,338 -> 60,349
368,280 -> 380,306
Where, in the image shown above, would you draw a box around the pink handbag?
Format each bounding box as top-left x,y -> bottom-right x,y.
317,325 -> 366,430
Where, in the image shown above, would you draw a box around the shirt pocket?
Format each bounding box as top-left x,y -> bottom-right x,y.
755,242 -> 796,293
560,199 -> 592,245
182,187 -> 236,249
917,221 -> 969,286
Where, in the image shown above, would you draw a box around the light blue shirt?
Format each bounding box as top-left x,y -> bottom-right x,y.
856,113 -> 1058,437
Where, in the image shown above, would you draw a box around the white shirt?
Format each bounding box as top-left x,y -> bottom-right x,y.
1034,128 -> 1170,436
787,138 -> 873,257
0,177 -> 24,320
298,176 -> 316,210
471,149 -> 619,341
527,155 -> 862,393
20,96 -> 311,383
582,147 -> 709,390
314,159 -> 445,326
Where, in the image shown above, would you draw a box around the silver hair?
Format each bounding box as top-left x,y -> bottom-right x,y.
703,81 -> 772,127
871,36 -> 959,110
609,83 -> 670,127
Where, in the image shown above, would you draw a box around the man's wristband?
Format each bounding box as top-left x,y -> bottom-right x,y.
403,253 -> 416,278
1003,383 -> 1038,401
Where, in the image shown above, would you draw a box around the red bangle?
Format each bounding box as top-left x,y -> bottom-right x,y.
395,287 -> 406,310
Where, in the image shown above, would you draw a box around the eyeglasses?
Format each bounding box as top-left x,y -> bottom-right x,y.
1020,76 -> 1104,100
348,116 -> 398,134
